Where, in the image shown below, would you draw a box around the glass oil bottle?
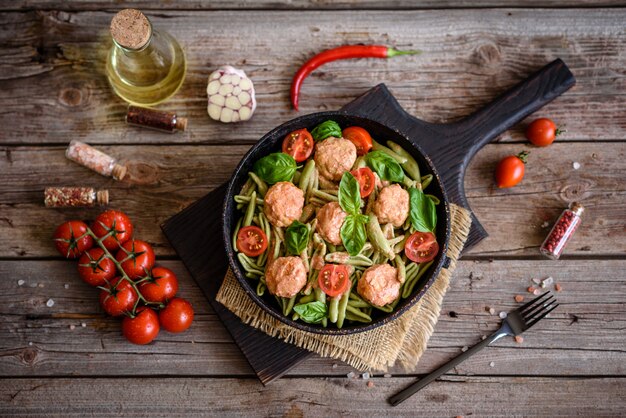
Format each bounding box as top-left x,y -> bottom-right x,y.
106,9 -> 186,106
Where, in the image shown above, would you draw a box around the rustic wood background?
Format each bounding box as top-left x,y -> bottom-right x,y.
1,1 -> 625,416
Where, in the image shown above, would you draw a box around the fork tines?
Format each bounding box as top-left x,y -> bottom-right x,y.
518,291 -> 559,329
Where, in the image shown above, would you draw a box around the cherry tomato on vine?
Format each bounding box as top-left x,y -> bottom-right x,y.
350,167 -> 376,198
99,277 -> 138,317
53,220 -> 93,259
115,240 -> 155,280
122,307 -> 160,345
495,152 -> 529,188
236,226 -> 268,257
526,118 -> 561,147
342,126 -> 373,156
138,266 -> 179,303
282,129 -> 314,162
159,298 -> 194,333
91,210 -> 134,251
318,264 -> 350,297
405,231 -> 439,263
77,248 -> 116,286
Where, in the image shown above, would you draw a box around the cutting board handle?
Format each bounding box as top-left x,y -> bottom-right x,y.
341,58 -> 576,250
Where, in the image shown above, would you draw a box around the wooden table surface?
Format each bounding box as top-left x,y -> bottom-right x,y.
1,1 -> 625,416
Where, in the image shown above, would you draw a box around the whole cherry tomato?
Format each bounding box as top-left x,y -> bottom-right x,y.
159,298 -> 194,333
405,231 -> 439,263
99,277 -> 138,317
91,210 -> 134,251
138,266 -> 179,303
526,118 -> 562,147
495,152 -> 529,188
318,264 -> 350,297
77,248 -> 116,287
53,220 -> 93,259
342,126 -> 373,156
350,167 -> 376,198
122,307 -> 160,345
282,129 -> 314,163
115,239 -> 155,280
236,226 -> 268,257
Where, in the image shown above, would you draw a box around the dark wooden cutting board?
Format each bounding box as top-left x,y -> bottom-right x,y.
161,59 -> 575,385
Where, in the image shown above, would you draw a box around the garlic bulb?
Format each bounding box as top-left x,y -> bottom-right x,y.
207,66 -> 256,123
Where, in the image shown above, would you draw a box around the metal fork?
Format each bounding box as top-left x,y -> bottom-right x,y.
389,291 -> 559,406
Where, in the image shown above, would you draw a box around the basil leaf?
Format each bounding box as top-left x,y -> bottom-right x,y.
252,153 -> 297,184
338,172 -> 361,215
293,301 -> 327,324
409,187 -> 437,233
340,214 -> 369,256
310,120 -> 342,142
285,221 -> 309,255
366,151 -> 404,183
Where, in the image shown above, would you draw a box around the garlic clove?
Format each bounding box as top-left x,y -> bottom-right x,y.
209,94 -> 225,106
238,91 -> 251,105
220,107 -> 234,123
208,103 -> 222,120
225,96 -> 242,110
230,75 -> 241,85
239,106 -> 251,121
218,83 -> 234,96
207,80 -> 221,95
239,78 -> 252,90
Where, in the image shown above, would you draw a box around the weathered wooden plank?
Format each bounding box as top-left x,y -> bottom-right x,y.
0,10 -> 623,144
1,259 -> 624,377
1,376 -> 625,417
0,142 -> 623,258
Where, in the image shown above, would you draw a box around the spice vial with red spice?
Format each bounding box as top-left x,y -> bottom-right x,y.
44,187 -> 109,208
540,202 -> 584,260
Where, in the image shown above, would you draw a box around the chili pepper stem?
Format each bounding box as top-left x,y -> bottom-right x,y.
386,48 -> 421,57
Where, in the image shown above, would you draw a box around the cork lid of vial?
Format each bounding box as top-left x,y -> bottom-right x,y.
110,9 -> 151,50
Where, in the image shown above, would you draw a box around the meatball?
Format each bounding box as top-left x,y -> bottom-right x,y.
314,137 -> 357,181
264,182 -> 304,228
265,256 -> 307,298
373,184 -> 409,227
316,202 -> 347,245
357,264 -> 401,307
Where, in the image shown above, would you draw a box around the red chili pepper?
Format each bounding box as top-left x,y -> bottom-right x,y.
290,45 -> 420,110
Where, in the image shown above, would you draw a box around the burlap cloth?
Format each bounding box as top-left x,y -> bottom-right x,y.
216,204 -> 471,372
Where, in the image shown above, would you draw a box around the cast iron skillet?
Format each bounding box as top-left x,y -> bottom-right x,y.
223,112 -> 451,335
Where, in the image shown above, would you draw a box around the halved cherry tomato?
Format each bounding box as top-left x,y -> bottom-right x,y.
405,231 -> 439,263
350,167 -> 376,198
237,226 -> 268,257
282,129 -> 314,162
343,126 -> 373,156
318,264 -> 350,297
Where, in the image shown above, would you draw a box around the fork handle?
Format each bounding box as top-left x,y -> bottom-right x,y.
388,330 -> 508,406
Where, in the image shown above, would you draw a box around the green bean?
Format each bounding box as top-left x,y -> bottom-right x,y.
314,288 -> 328,327
300,247 -> 310,272
232,218 -> 242,250
256,281 -> 266,296
402,260 -> 433,299
238,253 -> 264,276
299,160 -> 316,192
371,250 -> 382,265
394,234 -> 409,254
367,214 -> 395,260
347,299 -> 369,308
312,189 -> 338,202
426,194 -> 440,205
299,293 -> 316,304
387,140 -> 421,181
345,305 -> 372,322
234,195 -> 264,205
272,230 -> 282,260
388,235 -> 405,247
405,262 -> 419,277
240,178 -> 254,196
249,172 -> 268,197
371,303 -> 394,313
299,204 -> 316,223
344,312 -> 371,323
292,170 -> 301,184
336,289 -> 351,329
292,312 -> 300,321
382,223 -> 394,240
243,191 -> 256,227
365,186 -> 377,215
327,243 -> 337,253
401,175 -> 417,189
245,272 -> 261,279
309,197 -> 327,206
325,252 -> 373,267
284,295 -> 296,316
349,291 -> 364,301
421,174 -> 433,190
353,156 -> 368,169
311,167 -> 319,192
328,296 -> 340,323
320,189 -> 338,196
402,217 -> 411,231
372,140 -> 407,164
394,255 -> 406,284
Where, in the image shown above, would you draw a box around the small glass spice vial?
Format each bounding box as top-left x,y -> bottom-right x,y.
66,140 -> 127,180
126,105 -> 188,133
540,202 -> 584,260
45,187 -> 109,208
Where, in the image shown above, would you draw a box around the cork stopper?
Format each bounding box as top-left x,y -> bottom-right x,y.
110,9 -> 151,50
175,116 -> 188,132
570,201 -> 585,217
96,190 -> 110,206
111,163 -> 128,181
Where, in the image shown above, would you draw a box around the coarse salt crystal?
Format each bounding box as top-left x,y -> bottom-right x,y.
514,335 -> 524,344
346,372 -> 355,379
367,381 -> 375,388
489,361 -> 495,368
541,221 -> 550,228
532,278 -> 542,285
514,295 -> 525,303
38,283 -> 44,288
481,335 -> 487,341
573,162 -> 581,170
362,372 -> 370,380
81,322 -> 87,328
384,374 -> 392,378
64,283 -> 70,289
69,325 -> 75,330
332,363 -> 338,369
499,311 -> 507,319
46,299 -> 54,307
533,288 -> 541,296
461,346 -> 469,352
488,307 -> 496,315
541,276 -> 554,288
28,342 -> 33,346
17,280 -> 25,286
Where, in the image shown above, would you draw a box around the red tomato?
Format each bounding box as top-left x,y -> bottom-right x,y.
236,226 -> 268,257
138,266 -> 179,303
343,126 -> 373,156
159,298 -> 194,333
91,210 -> 134,251
526,118 -> 561,147
122,307 -> 160,345
350,167 -> 376,198
99,277 -> 138,317
318,264 -> 350,297
495,152 -> 528,188
53,220 -> 93,259
115,240 -> 155,280
77,248 -> 116,286
405,231 -> 439,263
282,129 -> 314,162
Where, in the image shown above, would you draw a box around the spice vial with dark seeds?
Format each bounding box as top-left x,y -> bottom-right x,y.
126,105 -> 188,133
540,202 -> 584,260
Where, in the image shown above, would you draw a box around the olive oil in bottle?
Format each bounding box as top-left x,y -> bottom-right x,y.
106,9 -> 186,106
